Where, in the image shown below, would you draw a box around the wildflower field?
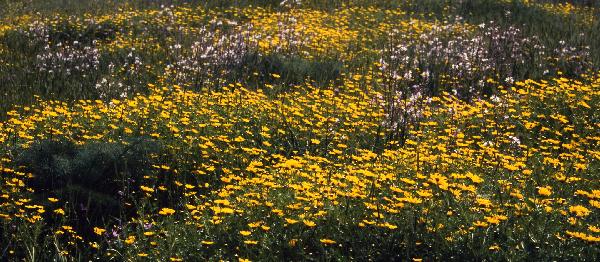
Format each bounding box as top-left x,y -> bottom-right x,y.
0,0 -> 599,260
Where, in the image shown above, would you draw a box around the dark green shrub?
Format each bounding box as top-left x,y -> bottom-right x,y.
48,21 -> 117,45
237,52 -> 344,88
16,137 -> 163,234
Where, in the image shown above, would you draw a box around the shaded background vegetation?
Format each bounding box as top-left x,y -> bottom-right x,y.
0,0 -> 598,119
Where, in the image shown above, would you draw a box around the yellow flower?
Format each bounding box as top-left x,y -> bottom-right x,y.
473,221 -> 489,228
53,208 -> 65,216
537,186 -> 552,196
566,231 -> 600,242
48,197 -> 59,203
569,205 -> 591,217
124,236 -> 136,245
285,218 -> 299,224
303,220 -> 316,227
289,239 -> 298,246
201,240 -> 214,245
93,227 -> 106,236
489,244 -> 500,251
159,207 -> 176,216
140,185 -> 154,193
240,230 -> 252,236
320,239 -> 336,245
381,222 -> 398,230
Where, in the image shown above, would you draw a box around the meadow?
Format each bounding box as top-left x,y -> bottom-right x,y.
0,0 -> 599,260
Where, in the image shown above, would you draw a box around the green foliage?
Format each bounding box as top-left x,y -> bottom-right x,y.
16,138 -> 163,233
237,52 -> 344,88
